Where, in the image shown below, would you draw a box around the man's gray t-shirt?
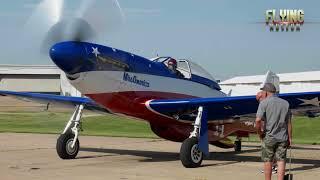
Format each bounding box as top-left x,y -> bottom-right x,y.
256,95 -> 291,142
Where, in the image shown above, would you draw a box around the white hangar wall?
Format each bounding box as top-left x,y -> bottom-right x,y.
0,74 -> 60,93
220,71 -> 320,96
0,65 -> 80,96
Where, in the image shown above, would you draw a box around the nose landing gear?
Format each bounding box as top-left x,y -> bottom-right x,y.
56,104 -> 84,159
56,132 -> 80,159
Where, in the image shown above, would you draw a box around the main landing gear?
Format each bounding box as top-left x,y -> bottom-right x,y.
56,104 -> 84,159
180,137 -> 203,168
180,106 -> 208,168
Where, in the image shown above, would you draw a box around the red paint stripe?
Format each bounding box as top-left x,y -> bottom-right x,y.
86,91 -> 195,121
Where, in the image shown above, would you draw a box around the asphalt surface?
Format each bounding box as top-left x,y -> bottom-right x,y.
0,133 -> 319,180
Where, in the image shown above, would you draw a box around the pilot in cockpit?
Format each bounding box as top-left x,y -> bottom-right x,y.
167,58 -> 184,78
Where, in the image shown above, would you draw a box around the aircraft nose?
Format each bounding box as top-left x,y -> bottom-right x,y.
50,42 -> 86,74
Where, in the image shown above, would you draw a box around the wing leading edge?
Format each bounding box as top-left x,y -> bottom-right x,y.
0,90 -> 108,112
147,91 -> 320,122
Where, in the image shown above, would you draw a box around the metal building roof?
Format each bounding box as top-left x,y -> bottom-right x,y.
0,65 -> 61,75
220,71 -> 320,85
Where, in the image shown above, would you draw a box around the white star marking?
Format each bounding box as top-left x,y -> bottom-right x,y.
298,97 -> 320,107
92,47 -> 100,57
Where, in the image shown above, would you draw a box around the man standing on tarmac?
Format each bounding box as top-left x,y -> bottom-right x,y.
256,83 -> 293,180
257,91 -> 278,174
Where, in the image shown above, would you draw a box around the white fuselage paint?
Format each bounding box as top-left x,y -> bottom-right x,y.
68,71 -> 226,98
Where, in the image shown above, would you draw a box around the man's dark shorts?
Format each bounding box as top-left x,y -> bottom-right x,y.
261,137 -> 288,162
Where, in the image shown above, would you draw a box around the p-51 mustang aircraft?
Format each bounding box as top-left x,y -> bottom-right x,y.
1,0 -> 320,168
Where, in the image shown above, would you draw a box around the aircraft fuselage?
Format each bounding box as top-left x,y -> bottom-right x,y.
50,41 -> 233,141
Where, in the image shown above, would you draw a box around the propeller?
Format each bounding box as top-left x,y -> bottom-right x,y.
23,0 -> 125,54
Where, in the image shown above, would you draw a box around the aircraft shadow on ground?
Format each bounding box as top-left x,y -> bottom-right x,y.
244,144 -> 320,151
80,147 -> 320,171
80,147 -> 179,162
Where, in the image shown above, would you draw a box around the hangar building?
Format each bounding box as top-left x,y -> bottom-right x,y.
220,71 -> 320,96
0,65 -> 80,96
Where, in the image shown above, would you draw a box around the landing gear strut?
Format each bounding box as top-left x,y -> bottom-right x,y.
56,104 -> 84,159
180,106 -> 208,168
234,138 -> 242,152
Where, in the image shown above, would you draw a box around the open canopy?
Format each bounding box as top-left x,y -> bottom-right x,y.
152,57 -> 217,82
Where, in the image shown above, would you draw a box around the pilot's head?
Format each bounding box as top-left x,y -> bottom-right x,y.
168,58 -> 177,72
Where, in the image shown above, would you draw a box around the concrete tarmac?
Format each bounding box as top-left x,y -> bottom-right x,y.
0,133 -> 319,180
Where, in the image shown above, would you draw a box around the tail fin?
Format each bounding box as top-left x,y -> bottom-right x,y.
261,71 -> 280,93
227,89 -> 232,96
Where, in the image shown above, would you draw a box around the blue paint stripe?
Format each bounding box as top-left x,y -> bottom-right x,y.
150,91 -> 320,104
148,91 -> 320,120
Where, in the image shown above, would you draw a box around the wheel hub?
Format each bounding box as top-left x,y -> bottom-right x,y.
66,138 -> 78,155
191,144 -> 202,163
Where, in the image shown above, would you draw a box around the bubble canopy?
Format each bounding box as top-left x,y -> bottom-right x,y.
152,57 -> 220,90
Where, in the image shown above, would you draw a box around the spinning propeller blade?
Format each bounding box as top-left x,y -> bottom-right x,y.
24,0 -> 124,54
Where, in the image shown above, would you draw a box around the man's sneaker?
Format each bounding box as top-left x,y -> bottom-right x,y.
272,166 -> 278,174
261,166 -> 277,174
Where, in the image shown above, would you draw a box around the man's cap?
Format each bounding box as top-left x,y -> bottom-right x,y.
260,83 -> 276,93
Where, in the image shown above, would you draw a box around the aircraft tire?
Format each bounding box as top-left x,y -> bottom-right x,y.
56,132 -> 79,159
234,140 -> 241,152
180,137 -> 203,168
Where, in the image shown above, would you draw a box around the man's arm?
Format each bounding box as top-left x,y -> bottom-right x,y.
255,117 -> 264,140
287,111 -> 293,147
256,101 -> 266,140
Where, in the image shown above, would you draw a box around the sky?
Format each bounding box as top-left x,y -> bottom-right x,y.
0,0 -> 320,80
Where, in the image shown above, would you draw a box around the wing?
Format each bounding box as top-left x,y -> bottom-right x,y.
147,91 -> 320,123
0,90 -> 107,112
